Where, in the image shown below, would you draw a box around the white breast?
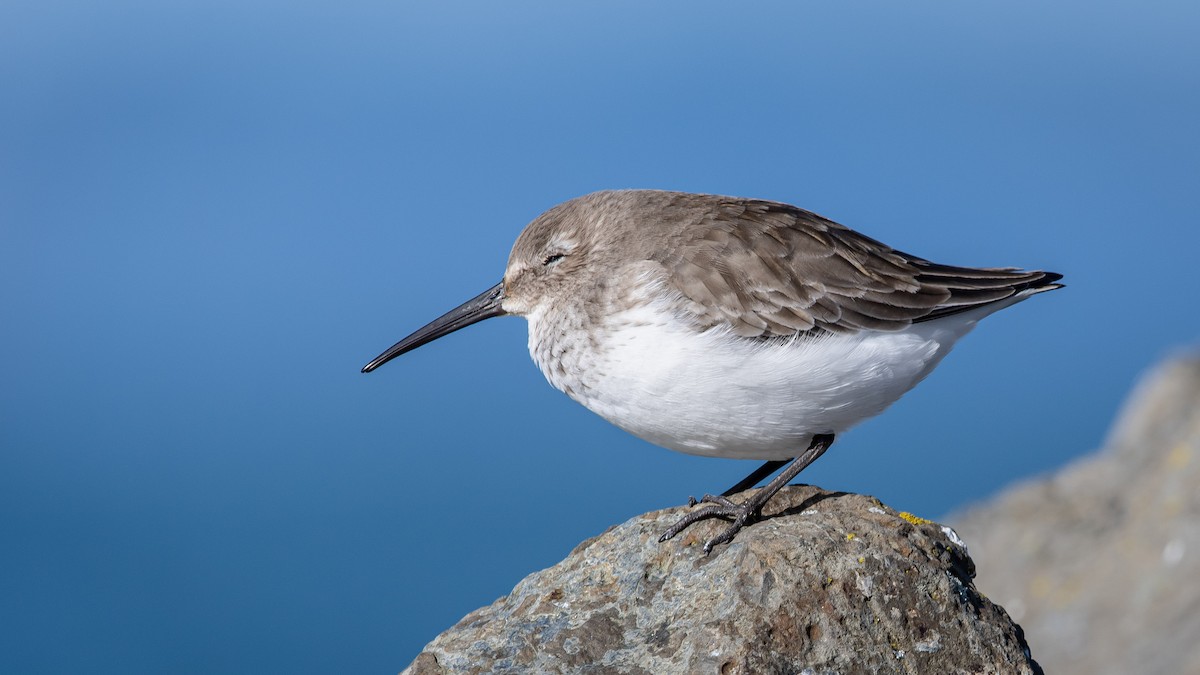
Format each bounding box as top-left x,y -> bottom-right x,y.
524,294 -> 988,460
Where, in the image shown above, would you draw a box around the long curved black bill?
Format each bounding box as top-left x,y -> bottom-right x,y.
361,281 -> 507,373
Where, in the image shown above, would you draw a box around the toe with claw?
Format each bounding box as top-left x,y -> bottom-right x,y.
655,433 -> 835,554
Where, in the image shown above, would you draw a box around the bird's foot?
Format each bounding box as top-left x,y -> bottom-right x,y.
658,435 -> 836,555
659,493 -> 762,554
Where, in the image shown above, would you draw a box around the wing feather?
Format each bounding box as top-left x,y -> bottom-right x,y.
659,197 -> 1062,337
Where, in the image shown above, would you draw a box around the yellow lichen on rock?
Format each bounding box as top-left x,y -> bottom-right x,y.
899,512 -> 933,526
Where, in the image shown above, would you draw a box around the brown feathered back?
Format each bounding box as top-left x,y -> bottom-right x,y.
624,191 -> 1062,337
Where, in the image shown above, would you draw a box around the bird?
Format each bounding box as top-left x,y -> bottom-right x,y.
363,189 -> 1062,553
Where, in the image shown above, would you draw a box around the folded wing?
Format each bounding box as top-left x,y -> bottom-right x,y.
660,198 -> 1063,338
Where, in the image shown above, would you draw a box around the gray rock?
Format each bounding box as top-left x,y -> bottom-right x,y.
951,355 -> 1200,675
405,487 -> 1039,674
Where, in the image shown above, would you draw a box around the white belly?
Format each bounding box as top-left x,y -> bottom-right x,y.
527,302 -> 982,460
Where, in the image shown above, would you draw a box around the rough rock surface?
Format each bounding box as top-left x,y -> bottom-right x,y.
951,355 -> 1200,675
405,486 -> 1038,674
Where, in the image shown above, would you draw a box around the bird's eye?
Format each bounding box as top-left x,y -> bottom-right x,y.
542,253 -> 566,266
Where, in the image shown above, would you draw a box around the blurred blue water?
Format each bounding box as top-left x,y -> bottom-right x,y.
2,1 -> 1198,672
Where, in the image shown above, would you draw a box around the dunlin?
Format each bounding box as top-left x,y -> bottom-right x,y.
363,190 -> 1062,553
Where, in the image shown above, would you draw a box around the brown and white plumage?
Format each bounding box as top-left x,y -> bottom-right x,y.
510,190 -> 1061,339
365,189 -> 1062,552
498,190 -> 1062,459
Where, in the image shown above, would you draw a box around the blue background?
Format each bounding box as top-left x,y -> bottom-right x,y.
2,1 -> 1197,672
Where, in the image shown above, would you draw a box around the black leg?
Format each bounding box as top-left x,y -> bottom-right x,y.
722,459 -> 789,497
660,433 -> 835,554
